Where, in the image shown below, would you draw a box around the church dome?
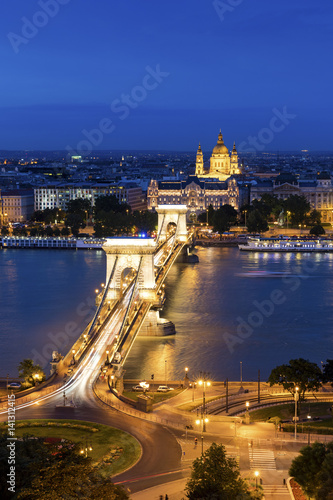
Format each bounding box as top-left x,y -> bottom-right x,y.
212,131 -> 229,155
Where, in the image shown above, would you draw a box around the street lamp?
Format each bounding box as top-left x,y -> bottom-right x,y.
80,441 -> 93,458
106,350 -> 110,365
111,375 -> 114,388
195,417 -> 209,455
294,386 -> 299,440
72,349 -> 75,365
245,401 -> 250,424
198,379 -> 211,432
254,470 -> 259,490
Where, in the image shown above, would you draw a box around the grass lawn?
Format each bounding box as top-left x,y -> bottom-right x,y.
0,419 -> 141,477
123,388 -> 184,403
244,402 -> 332,423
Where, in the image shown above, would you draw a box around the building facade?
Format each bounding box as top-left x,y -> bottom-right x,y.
34,182 -> 146,212
195,131 -> 241,180
250,172 -> 333,224
147,175 -> 239,220
1,189 -> 34,223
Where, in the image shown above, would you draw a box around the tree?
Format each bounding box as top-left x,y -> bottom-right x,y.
0,434 -> 130,500
289,442 -> 333,500
132,210 -> 158,235
61,226 -> 70,236
284,195 -> 310,226
185,443 -> 261,499
17,359 -> 45,386
65,213 -> 86,234
1,226 -> 9,236
267,358 -> 322,401
246,209 -> 269,234
212,205 -> 237,237
67,198 -> 91,216
309,224 -> 325,236
197,204 -> 215,225
94,195 -> 129,216
307,209 -> 321,226
322,359 -> 333,387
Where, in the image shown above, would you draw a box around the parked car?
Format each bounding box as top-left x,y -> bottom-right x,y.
157,385 -> 174,392
7,382 -> 21,389
132,382 -> 149,391
132,385 -> 145,391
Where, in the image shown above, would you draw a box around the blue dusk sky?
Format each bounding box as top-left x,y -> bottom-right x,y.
0,0 -> 332,152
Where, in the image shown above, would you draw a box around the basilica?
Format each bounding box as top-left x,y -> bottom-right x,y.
147,131 -> 241,220
195,131 -> 241,180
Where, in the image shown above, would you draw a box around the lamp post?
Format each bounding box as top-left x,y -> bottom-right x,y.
165,359 -> 167,386
80,440 -> 93,458
106,350 -> 110,365
111,375 -> 114,388
198,379 -> 211,432
294,386 -> 299,440
33,373 -> 40,386
245,401 -> 250,424
240,361 -> 243,387
72,349 -> 76,365
195,417 -> 209,455
184,366 -> 189,388
254,470 -> 259,490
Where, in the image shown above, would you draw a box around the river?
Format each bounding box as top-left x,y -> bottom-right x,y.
1,247 -> 332,382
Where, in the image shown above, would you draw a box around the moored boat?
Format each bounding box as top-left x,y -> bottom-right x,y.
239,236 -> 333,252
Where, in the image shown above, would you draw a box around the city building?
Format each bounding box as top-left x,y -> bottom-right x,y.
250,172 -> 333,224
34,182 -> 146,212
195,131 -> 241,180
147,175 -> 239,221
1,189 -> 34,223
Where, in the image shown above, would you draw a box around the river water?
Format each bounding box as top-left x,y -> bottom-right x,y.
1,247 -> 332,381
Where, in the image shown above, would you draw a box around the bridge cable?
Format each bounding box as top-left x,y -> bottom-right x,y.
112,257 -> 143,356
86,255 -> 119,338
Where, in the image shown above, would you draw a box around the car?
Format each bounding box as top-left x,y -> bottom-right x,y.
7,382 -> 21,389
157,385 -> 174,392
132,385 -> 145,391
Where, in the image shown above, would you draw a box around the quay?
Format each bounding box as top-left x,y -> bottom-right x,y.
0,236 -> 105,250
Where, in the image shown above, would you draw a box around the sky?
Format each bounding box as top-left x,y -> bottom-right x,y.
0,0 -> 332,152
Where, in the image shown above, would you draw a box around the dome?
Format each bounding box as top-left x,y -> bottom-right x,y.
212,131 -> 229,155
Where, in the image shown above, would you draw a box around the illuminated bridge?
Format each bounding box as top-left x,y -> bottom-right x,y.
66,204 -> 194,392
0,205 -> 195,413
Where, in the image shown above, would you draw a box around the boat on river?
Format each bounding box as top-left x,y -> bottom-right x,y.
238,236 -> 333,252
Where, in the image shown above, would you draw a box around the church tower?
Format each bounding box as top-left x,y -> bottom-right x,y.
209,131 -> 230,178
230,142 -> 240,175
195,143 -> 204,176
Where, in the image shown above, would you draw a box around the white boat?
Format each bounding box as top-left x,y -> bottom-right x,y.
76,238 -> 106,249
239,236 -> 333,252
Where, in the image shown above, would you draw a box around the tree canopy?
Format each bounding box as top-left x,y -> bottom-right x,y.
18,359 -> 46,386
309,224 -> 325,236
185,442 -> 262,499
322,359 -> 333,387
0,434 -> 130,500
289,442 -> 333,500
212,205 -> 238,236
246,209 -> 269,234
267,358 -> 322,400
